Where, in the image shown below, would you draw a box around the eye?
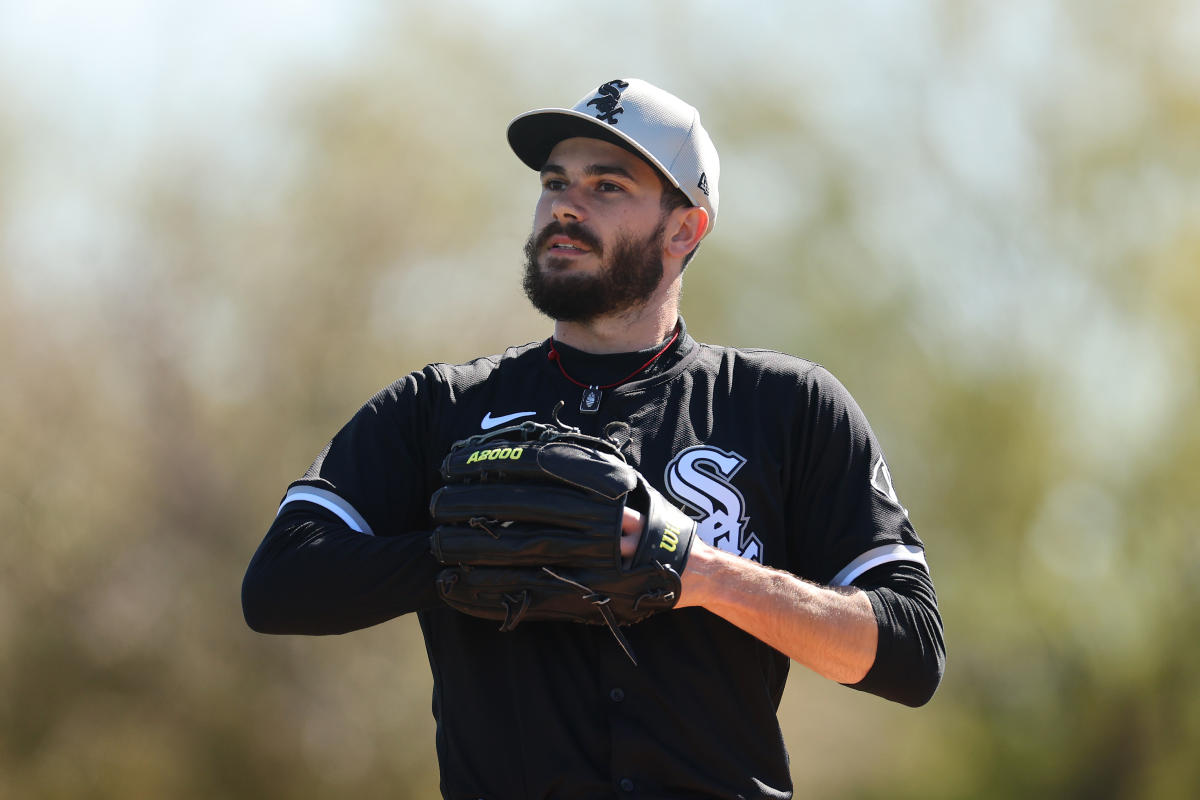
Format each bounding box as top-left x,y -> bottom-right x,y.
542,177 -> 566,191
596,181 -> 625,193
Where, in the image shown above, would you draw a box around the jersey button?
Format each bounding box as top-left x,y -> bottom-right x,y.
619,777 -> 635,793
609,687 -> 625,702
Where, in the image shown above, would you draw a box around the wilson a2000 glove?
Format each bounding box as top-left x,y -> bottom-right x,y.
429,416 -> 696,663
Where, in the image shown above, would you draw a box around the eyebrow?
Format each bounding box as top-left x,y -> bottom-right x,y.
540,163 -> 639,181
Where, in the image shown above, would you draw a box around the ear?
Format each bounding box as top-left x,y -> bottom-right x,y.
663,206 -> 709,260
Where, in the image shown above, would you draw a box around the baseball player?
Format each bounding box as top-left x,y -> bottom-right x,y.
243,78 -> 945,799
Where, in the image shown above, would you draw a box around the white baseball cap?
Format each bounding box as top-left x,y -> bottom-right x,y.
507,78 -> 720,233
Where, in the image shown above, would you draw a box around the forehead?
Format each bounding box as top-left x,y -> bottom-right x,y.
543,137 -> 663,185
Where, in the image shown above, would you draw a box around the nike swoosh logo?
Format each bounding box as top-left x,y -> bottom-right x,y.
480,410 -> 536,430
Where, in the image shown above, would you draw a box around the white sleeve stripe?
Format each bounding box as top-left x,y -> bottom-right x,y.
277,487 -> 374,536
831,544 -> 927,586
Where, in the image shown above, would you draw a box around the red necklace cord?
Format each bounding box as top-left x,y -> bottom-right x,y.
547,324 -> 681,390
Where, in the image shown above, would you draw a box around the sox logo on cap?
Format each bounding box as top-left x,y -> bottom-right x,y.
586,80 -> 630,124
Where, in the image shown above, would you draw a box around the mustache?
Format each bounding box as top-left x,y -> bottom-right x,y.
532,221 -> 603,256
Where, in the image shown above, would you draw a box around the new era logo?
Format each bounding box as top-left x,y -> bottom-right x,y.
697,172 -> 710,196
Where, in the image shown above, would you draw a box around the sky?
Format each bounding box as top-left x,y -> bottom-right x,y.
0,1 -> 377,141
0,1 -> 381,295
2,0 -> 1196,476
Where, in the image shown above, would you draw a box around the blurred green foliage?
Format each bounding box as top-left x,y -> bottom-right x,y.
2,2 -> 1198,797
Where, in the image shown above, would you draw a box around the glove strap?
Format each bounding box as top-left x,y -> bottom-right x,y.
541,567 -> 639,666
468,516 -> 502,539
499,590 -> 531,632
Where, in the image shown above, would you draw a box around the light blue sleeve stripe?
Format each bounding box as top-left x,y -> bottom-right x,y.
277,486 -> 375,536
831,544 -> 927,586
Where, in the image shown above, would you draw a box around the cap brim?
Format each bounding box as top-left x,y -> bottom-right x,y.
507,109 -> 684,195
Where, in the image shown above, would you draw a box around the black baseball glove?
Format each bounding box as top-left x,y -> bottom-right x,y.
429,414 -> 697,664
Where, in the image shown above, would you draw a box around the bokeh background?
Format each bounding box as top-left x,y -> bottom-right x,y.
3,1 -> 1198,797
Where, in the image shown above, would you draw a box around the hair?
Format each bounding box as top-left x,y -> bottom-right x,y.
657,174 -> 701,268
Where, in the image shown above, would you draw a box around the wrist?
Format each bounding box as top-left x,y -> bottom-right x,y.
677,537 -> 719,608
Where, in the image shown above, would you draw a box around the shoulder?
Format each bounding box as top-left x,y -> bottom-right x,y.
366,340 -> 547,406
689,340 -> 841,389
426,340 -> 546,385
685,341 -> 868,429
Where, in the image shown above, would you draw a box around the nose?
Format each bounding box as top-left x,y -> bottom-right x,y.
551,185 -> 586,223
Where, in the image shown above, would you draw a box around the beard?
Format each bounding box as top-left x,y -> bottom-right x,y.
522,219 -> 666,323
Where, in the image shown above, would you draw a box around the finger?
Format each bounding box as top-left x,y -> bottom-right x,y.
620,508 -> 643,559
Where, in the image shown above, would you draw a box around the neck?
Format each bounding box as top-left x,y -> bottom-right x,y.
551,281 -> 681,354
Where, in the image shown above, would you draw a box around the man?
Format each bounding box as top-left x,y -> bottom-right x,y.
243,79 -> 945,799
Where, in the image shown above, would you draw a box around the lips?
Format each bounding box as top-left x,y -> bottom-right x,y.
547,235 -> 591,255
536,222 -> 602,258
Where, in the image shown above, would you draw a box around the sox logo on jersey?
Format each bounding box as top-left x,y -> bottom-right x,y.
664,446 -> 763,562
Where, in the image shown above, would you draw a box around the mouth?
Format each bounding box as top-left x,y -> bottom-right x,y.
545,236 -> 592,256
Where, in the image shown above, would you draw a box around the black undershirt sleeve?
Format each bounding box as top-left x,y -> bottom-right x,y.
243,368 -> 447,635
241,504 -> 443,635
845,562 -> 945,707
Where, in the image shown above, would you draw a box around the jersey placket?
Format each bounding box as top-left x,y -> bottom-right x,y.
598,632 -> 647,796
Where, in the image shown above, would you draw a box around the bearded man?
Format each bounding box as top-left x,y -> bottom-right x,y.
243,78 -> 945,800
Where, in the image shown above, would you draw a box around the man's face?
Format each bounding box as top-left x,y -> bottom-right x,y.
522,137 -> 670,323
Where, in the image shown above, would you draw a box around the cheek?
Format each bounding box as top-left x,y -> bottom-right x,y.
532,197 -> 555,230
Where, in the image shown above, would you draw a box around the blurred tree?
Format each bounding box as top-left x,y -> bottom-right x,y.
1,1 -> 1198,797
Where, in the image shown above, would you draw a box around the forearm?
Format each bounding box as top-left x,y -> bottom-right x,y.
242,506 -> 443,635
676,541 -> 878,684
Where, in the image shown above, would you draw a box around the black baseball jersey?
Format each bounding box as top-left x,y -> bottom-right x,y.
246,319 -> 934,799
